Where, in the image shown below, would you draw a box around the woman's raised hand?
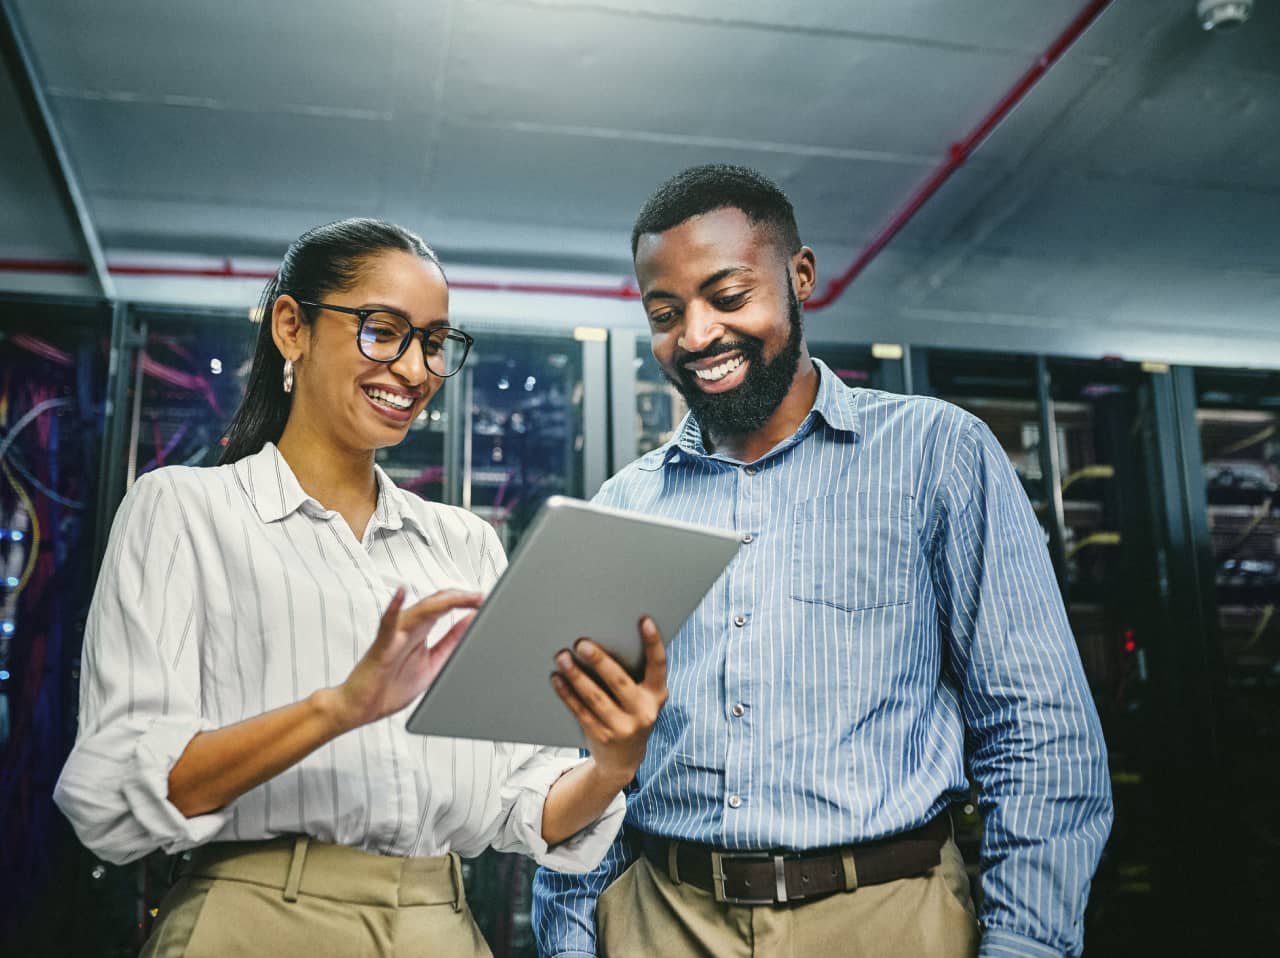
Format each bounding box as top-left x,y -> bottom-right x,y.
333,588 -> 482,731
550,617 -> 669,786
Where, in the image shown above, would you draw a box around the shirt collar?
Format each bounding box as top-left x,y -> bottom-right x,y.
372,463 -> 433,543
658,357 -> 862,467
233,442 -> 431,544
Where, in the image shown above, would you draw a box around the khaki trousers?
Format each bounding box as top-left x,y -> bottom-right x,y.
597,838 -> 980,958
140,836 -> 491,958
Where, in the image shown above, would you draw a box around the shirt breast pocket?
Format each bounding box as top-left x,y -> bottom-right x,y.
790,494 -> 914,613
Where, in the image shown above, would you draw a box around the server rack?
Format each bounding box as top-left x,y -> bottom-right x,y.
0,295 -> 115,954
1190,366 -> 1280,951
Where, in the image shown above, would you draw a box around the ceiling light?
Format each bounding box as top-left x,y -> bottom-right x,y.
1196,0 -> 1253,30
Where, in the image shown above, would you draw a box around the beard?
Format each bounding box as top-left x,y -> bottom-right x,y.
664,275 -> 804,440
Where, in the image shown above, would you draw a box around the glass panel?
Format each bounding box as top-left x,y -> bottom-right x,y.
131,314 -> 257,475
1195,368 -> 1280,947
928,351 -> 1046,511
633,345 -> 687,457
463,335 -> 584,552
811,343 -> 901,391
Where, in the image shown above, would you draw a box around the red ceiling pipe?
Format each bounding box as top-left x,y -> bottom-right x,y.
804,0 -> 1114,310
0,257 -> 87,274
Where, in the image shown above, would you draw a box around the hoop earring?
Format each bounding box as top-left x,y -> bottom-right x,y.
282,359 -> 295,394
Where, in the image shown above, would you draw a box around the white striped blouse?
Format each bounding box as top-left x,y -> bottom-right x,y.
54,442 -> 623,871
533,360 -> 1112,958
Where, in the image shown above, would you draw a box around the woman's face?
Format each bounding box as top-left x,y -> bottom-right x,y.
287,249 -> 451,454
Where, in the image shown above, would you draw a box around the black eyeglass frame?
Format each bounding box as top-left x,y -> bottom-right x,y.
294,299 -> 475,378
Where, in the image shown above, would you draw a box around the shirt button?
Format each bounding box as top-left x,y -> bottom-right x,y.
727,795 -> 742,809
731,703 -> 746,718
743,466 -> 758,476
741,532 -> 753,544
733,614 -> 746,627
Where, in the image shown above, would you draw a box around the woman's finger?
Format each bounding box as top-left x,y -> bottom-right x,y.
424,613 -> 474,670
398,589 -> 483,633
370,587 -> 407,653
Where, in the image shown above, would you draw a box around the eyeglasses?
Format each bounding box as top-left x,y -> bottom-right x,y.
295,300 -> 474,378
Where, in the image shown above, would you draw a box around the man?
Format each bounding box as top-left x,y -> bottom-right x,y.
532,165 -> 1111,958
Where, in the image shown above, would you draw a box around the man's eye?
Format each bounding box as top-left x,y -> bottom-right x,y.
650,312 -> 677,326
713,292 -> 746,309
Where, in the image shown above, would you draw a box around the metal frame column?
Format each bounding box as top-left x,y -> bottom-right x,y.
581,337 -> 609,498
1141,364 -> 1222,950
1036,356 -> 1069,593
608,329 -> 639,476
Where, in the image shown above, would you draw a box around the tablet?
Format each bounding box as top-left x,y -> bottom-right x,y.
405,496 -> 742,748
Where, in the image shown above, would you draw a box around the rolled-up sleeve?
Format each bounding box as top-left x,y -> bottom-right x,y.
490,747 -> 626,873
54,472 -> 230,864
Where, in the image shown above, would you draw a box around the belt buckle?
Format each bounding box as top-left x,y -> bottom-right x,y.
710,851 -> 788,905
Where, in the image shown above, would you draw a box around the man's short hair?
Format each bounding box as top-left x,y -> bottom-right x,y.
631,164 -> 802,258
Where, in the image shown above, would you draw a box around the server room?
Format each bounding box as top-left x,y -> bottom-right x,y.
1,2 -> 1277,956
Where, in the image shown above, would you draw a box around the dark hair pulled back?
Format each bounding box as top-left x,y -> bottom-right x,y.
219,218 -> 442,464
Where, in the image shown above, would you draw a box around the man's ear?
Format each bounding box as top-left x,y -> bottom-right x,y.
271,294 -> 308,363
792,247 -> 817,303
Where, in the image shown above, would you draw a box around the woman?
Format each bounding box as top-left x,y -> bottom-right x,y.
54,219 -> 666,956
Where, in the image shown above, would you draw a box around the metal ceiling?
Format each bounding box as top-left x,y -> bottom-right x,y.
2,0 -> 1278,365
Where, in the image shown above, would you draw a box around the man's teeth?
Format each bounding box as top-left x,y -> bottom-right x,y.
366,387 -> 413,410
693,355 -> 745,382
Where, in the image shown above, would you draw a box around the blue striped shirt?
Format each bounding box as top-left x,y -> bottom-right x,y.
532,360 -> 1111,958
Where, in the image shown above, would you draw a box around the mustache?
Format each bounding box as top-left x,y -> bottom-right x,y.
675,338 -> 762,369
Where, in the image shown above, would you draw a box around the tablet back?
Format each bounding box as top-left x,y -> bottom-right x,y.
405,496 -> 742,748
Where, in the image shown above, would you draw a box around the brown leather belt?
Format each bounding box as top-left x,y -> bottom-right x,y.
629,812 -> 950,906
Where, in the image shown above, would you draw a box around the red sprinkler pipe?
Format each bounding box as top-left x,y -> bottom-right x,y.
804,0 -> 1114,311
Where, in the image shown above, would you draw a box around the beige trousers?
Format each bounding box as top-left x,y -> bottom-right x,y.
140,836 -> 492,958
597,838 -> 980,958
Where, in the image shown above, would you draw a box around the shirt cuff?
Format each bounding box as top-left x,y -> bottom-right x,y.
56,714 -> 231,864
979,928 -> 1066,958
497,754 -> 627,873
121,715 -> 232,855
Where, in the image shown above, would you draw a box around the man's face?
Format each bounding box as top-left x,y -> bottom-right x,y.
634,207 -> 809,439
